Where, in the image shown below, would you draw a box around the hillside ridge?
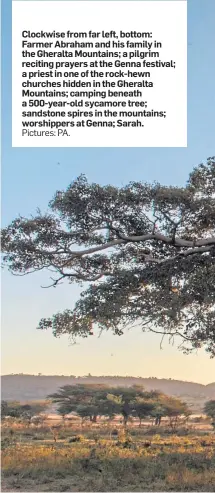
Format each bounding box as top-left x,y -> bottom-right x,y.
1,375 -> 215,411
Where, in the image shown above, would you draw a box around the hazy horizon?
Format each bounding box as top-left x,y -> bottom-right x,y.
1,372 -> 214,386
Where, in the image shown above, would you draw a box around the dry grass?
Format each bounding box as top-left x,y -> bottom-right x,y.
1,420 -> 215,491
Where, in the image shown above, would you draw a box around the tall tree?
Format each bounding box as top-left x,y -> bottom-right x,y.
1,157 -> 215,355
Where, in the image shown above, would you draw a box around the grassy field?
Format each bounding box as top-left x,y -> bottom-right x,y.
1,418 -> 215,492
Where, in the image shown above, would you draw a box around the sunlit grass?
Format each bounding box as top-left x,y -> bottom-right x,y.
2,421 -> 215,491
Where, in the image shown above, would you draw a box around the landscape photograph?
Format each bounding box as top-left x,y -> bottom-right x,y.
1,0 -> 215,492
1,155 -> 215,491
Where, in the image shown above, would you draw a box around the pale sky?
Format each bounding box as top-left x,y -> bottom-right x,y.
1,0 -> 215,384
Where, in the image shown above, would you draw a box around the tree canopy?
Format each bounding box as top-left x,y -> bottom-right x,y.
204,400 -> 215,430
1,156 -> 215,356
1,400 -> 48,421
48,384 -> 189,427
204,400 -> 215,419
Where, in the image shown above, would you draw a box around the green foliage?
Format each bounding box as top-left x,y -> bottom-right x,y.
160,396 -> 190,417
204,400 -> 215,429
48,384 -> 111,422
151,404 -> 166,425
1,401 -> 48,422
204,400 -> 215,418
106,386 -> 147,425
1,401 -> 10,417
2,157 -> 215,355
48,384 -> 190,428
133,398 -> 156,424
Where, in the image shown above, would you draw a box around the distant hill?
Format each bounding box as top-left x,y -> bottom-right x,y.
1,375 -> 215,412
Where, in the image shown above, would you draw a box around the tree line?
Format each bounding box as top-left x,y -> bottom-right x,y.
48,384 -> 191,428
2,385 -> 215,430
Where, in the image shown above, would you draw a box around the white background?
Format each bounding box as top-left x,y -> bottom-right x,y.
12,0 -> 187,147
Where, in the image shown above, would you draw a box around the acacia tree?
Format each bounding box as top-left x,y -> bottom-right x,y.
1,157 -> 215,355
160,396 -> 190,430
48,385 -> 145,426
48,384 -> 111,423
133,390 -> 165,426
107,387 -> 146,426
204,400 -> 215,429
132,398 -> 156,427
151,404 -> 166,426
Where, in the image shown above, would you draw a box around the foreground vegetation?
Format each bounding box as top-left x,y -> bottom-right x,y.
2,388 -> 215,491
2,414 -> 215,492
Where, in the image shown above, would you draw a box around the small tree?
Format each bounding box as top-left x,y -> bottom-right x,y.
160,396 -> 190,430
76,404 -> 98,424
31,414 -> 47,427
1,401 -> 10,418
1,401 -> 22,419
151,404 -> 166,426
1,401 -> 48,426
95,397 -> 117,423
204,400 -> 215,429
107,387 -> 145,427
133,398 -> 156,427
